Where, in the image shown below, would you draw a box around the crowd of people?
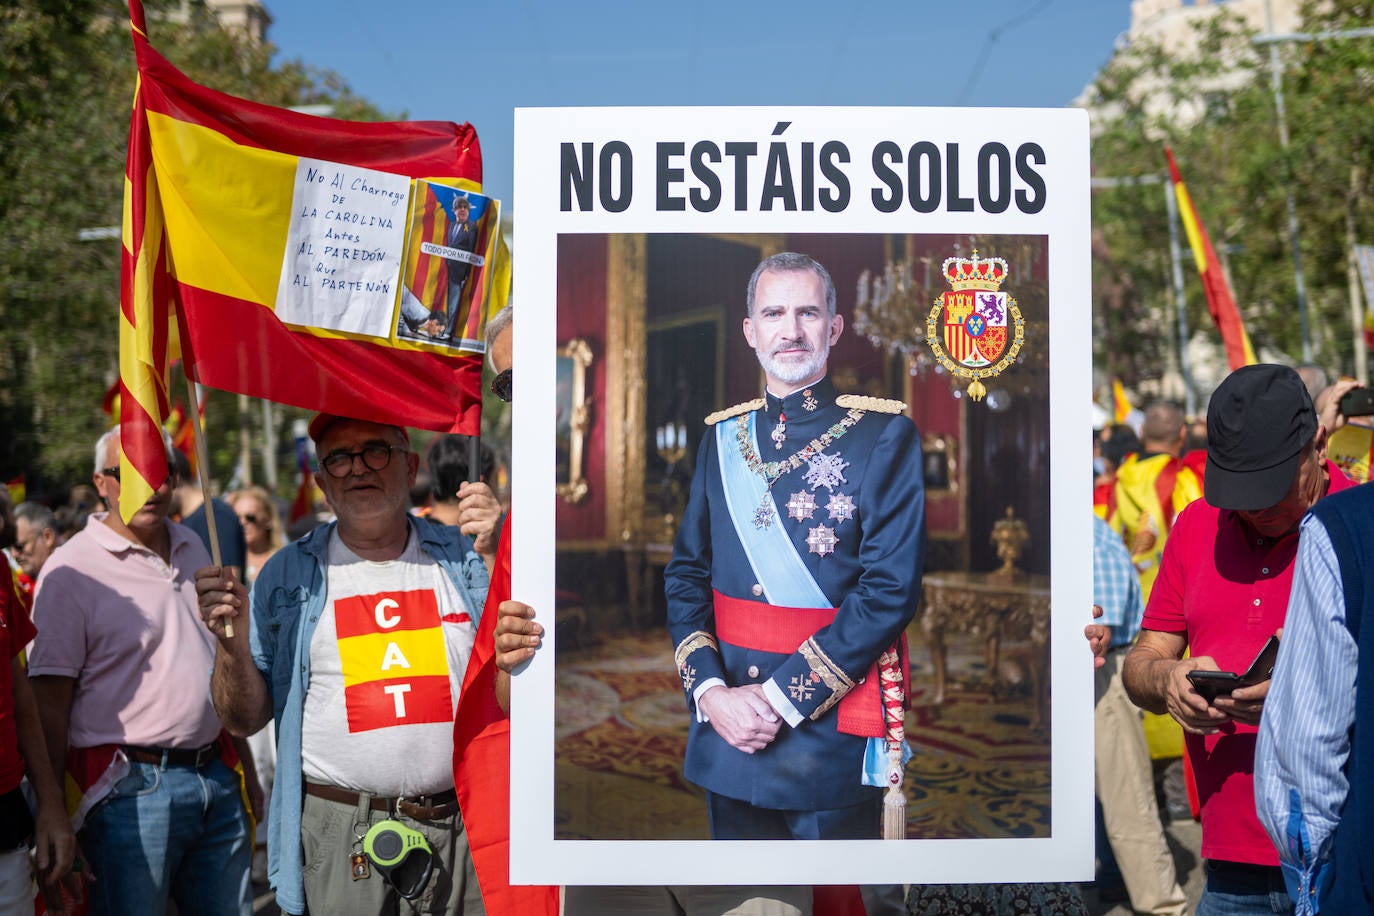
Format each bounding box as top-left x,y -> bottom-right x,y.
2,276 -> 1371,916
1088,362 -> 1373,916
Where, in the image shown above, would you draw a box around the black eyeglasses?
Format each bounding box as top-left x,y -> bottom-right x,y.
239,514 -> 260,526
490,368 -> 512,402
321,443 -> 405,479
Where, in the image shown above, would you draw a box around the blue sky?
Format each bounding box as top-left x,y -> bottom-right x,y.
266,1 -> 1130,207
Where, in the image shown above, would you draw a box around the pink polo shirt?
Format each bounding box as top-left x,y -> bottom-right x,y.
27,514 -> 223,750
1141,459 -> 1354,865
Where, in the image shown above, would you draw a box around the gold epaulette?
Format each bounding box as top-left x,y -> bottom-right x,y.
705,398 -> 765,426
836,394 -> 907,414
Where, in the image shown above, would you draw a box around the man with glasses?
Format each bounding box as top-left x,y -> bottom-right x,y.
28,426 -> 255,915
197,411 -> 493,916
12,501 -> 58,588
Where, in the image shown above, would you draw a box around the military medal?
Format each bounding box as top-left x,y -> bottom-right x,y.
926,249 -> 1025,402
736,409 -> 864,529
826,492 -> 855,522
786,491 -> 817,521
807,524 -> 839,557
803,452 -> 849,492
771,410 -> 787,449
802,389 -> 819,411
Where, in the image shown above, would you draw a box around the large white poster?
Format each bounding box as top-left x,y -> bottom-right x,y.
510,106 -> 1093,886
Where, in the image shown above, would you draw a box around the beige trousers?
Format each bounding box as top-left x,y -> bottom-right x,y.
1095,650 -> 1189,916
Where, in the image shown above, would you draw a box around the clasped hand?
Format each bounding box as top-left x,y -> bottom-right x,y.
698,684 -> 780,753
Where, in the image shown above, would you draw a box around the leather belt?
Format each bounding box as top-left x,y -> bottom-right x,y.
305,781 -> 459,821
121,743 -> 219,769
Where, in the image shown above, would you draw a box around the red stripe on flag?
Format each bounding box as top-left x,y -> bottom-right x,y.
131,34 -> 480,184
333,590 -> 440,639
118,380 -> 170,483
345,675 -> 452,732
177,283 -> 481,434
409,186 -> 441,308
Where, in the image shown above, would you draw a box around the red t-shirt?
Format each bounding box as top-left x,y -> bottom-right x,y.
1141,460 -> 1354,865
1,575 -> 39,794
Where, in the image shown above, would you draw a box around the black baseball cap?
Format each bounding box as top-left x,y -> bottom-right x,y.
1205,364 -> 1317,511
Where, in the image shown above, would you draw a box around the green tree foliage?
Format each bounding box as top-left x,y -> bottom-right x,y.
0,0 -> 389,500
1086,1 -> 1374,398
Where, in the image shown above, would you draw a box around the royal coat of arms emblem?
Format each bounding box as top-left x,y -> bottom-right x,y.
925,250 -> 1025,401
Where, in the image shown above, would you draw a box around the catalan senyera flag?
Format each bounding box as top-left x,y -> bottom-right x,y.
1166,148 -> 1256,371
120,0 -> 500,520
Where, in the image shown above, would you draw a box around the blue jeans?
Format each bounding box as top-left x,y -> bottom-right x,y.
81,758 -> 251,916
1196,860 -> 1294,916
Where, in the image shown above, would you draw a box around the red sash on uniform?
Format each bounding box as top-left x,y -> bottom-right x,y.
712,590 -> 907,738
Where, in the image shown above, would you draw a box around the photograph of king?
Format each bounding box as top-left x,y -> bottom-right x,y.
666,251 -> 927,840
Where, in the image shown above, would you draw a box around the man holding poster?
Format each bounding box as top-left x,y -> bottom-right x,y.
666,252 -> 925,843
197,415 -> 492,916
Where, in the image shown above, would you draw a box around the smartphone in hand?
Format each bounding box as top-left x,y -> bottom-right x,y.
1340,387 -> 1374,417
1186,634 -> 1280,704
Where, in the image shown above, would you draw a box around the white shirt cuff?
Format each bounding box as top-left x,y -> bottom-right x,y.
692,678 -> 726,722
763,678 -> 804,728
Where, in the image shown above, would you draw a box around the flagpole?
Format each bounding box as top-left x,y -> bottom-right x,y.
468,434 -> 481,485
1164,178 -> 1198,418
185,373 -> 233,638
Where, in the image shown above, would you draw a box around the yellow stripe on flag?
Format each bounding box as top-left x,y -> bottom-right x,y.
338,629 -> 450,685
147,110 -> 296,307
119,157 -> 175,522
1174,184 -> 1209,273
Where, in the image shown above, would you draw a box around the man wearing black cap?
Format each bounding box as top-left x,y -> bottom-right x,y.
1122,364 -> 1355,915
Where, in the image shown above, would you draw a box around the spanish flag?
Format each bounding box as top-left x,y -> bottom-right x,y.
119,0 -> 494,520
1165,148 -> 1256,371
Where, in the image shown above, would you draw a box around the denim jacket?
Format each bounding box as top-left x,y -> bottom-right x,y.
249,517 -> 488,915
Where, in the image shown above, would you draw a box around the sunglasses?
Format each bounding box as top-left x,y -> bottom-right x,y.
490,368 -> 512,402
239,514 -> 260,526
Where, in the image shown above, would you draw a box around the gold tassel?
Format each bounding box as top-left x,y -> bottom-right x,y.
882,748 -> 906,840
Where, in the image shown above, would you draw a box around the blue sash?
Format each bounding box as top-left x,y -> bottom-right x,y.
717,415 -> 829,609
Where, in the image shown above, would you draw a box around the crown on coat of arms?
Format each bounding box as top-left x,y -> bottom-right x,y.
942,250 -> 1008,292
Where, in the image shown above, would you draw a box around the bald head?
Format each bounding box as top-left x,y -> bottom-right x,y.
1141,400 -> 1186,456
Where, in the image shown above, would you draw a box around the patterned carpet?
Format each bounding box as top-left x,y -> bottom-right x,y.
554,628 -> 1052,840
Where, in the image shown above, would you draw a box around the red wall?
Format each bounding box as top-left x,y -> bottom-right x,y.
555,234 -> 609,542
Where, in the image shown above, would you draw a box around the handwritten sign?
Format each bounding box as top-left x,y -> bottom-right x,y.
275,158 -> 410,338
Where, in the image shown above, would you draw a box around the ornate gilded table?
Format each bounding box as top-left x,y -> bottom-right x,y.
920,571 -> 1051,727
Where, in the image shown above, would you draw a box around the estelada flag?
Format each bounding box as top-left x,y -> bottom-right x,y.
119,0 -> 500,520
1165,148 -> 1256,371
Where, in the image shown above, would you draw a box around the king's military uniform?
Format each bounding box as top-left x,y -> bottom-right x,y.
665,376 -> 926,835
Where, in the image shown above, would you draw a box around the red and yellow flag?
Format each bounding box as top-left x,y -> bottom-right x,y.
1166,148 -> 1256,371
1112,378 -> 1133,425
119,0 -> 499,519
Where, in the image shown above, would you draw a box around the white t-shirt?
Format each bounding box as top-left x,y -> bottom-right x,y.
301,527 -> 475,796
